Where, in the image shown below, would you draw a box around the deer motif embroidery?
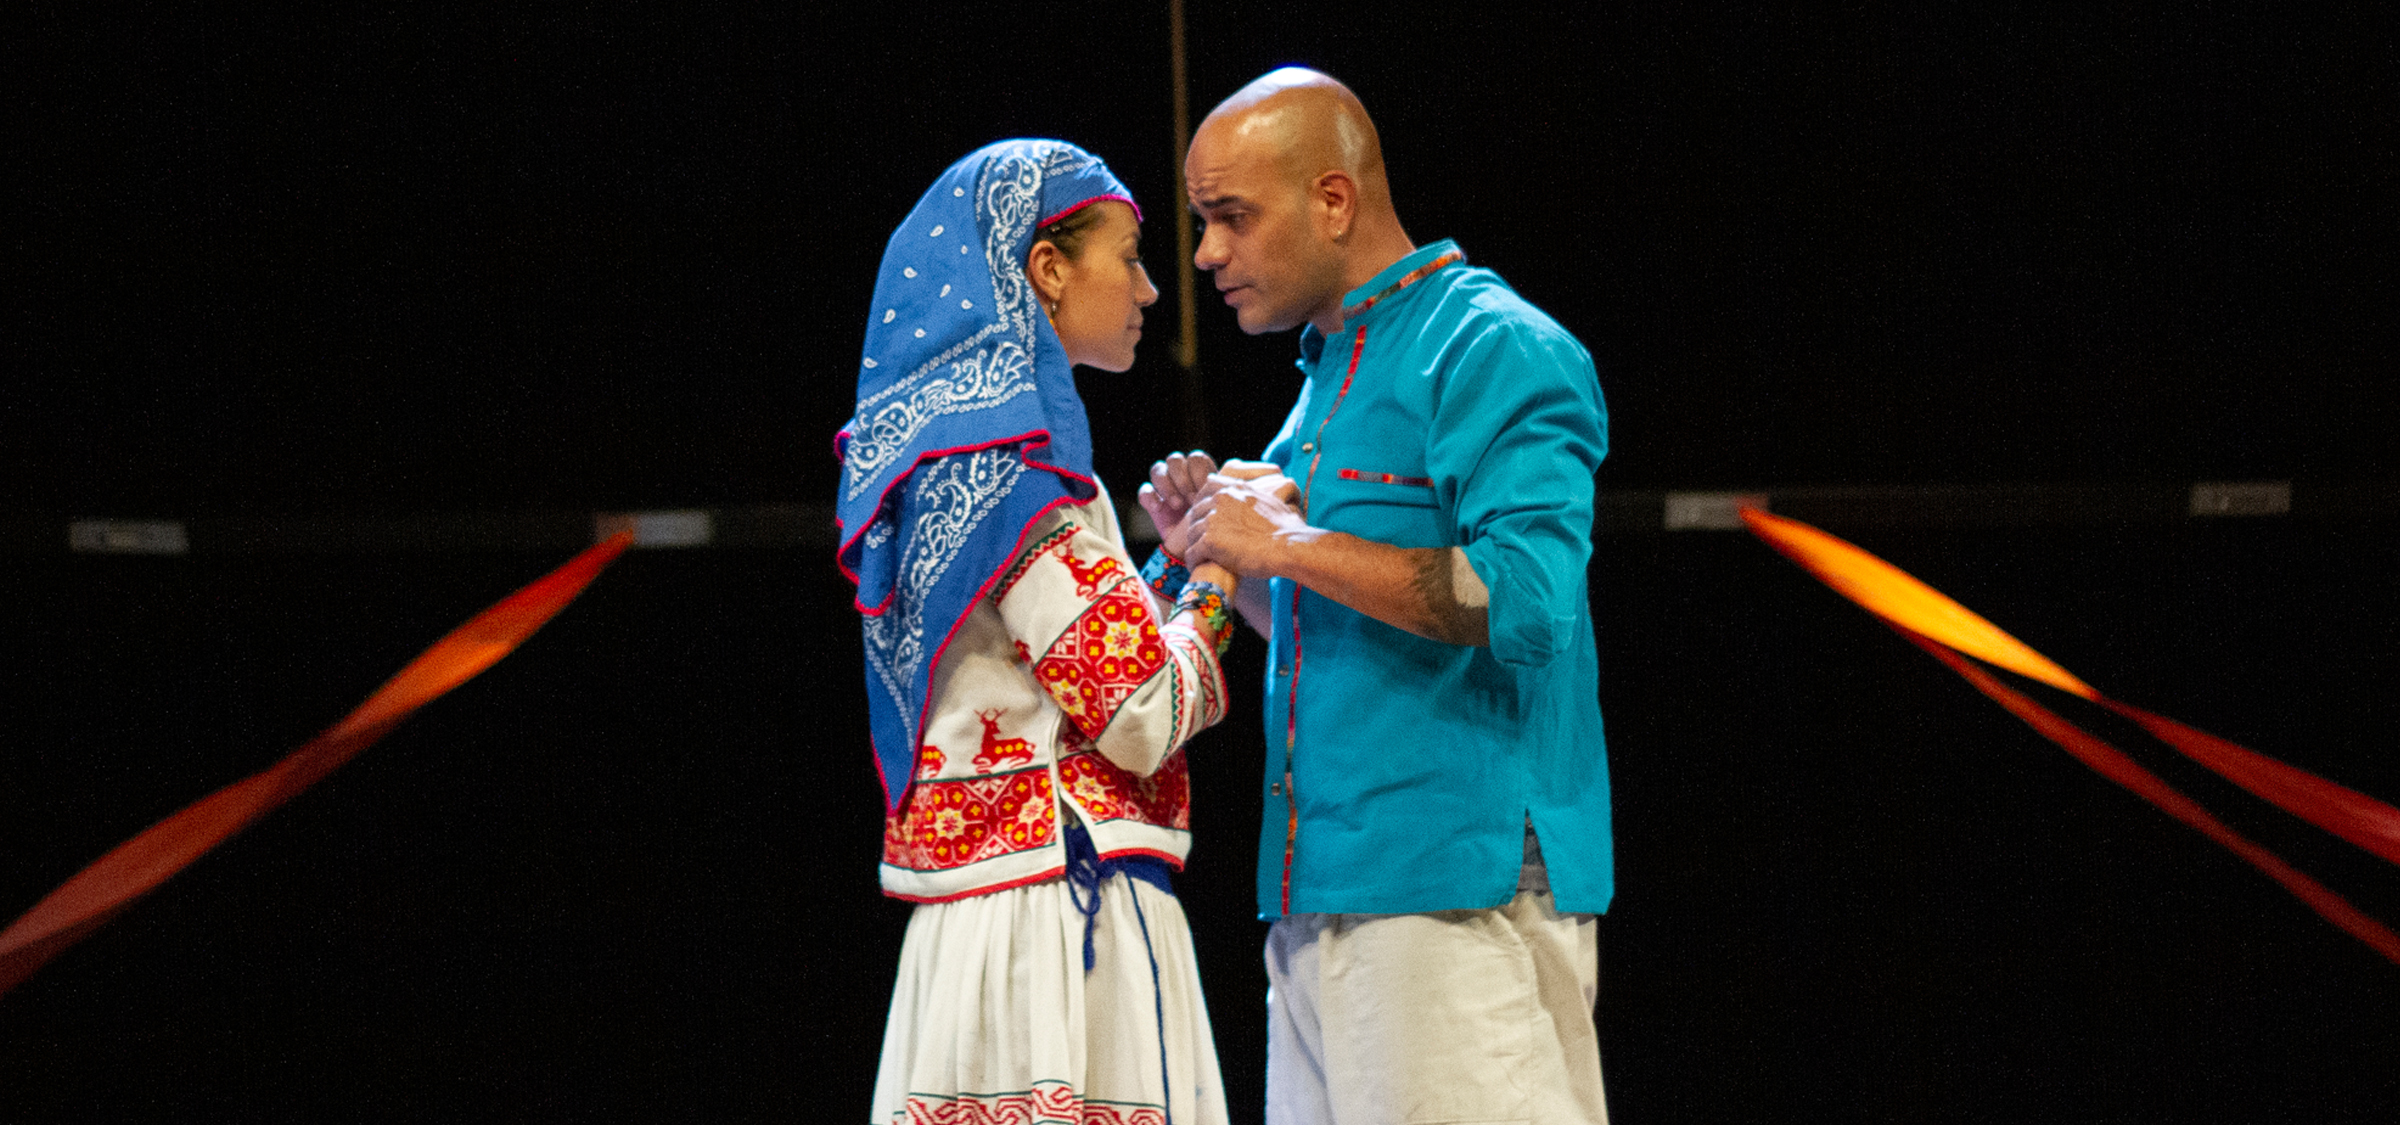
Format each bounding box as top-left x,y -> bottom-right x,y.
1053,543 -> 1123,599
915,743 -> 945,778
972,709 -> 1036,772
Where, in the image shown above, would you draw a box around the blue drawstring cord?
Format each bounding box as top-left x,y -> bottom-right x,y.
1061,818 -> 1177,1123
1061,817 -> 1173,969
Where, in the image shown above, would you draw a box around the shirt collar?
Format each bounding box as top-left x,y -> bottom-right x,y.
1340,239 -> 1466,326
1297,239 -> 1466,363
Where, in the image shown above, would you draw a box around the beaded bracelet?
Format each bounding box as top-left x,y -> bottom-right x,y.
1174,579 -> 1235,657
1140,547 -> 1191,602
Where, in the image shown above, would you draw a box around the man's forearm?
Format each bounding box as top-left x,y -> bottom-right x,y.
1270,530 -> 1488,646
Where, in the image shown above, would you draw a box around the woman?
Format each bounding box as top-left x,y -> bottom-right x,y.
836,140 -> 1238,1124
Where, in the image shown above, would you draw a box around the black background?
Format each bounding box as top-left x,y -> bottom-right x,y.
5,3 -> 2397,1121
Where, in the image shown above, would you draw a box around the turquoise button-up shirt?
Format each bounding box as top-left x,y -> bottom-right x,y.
1256,239 -> 1612,919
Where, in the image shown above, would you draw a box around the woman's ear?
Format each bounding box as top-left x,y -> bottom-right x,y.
1024,239 -> 1066,308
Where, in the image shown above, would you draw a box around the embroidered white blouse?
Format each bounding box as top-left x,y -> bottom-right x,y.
879,483 -> 1228,903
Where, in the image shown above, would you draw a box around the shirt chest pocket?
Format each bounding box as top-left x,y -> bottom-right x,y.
1317,465 -> 1448,549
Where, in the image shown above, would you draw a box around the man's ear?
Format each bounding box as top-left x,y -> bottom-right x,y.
1312,171 -> 1359,240
1025,239 -> 1066,307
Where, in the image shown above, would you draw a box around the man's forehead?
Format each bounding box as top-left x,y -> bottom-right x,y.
1181,157 -> 1242,206
1184,129 -> 1274,204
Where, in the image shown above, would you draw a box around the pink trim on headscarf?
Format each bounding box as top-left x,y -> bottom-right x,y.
1037,192 -> 1143,229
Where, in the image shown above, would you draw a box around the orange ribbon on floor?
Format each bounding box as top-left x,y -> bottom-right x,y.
1741,507 -> 2400,965
0,534 -> 633,999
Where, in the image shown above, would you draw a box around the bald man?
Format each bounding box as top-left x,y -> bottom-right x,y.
1172,69 -> 1613,1124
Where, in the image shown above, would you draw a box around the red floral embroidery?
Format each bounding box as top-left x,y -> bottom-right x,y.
1034,581 -> 1167,737
884,768 -> 1055,871
915,743 -> 945,779
901,1081 -> 1164,1124
1058,749 -> 1190,831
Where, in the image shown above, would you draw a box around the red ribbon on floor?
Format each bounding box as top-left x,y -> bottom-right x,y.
1741,507 -> 2400,964
0,534 -> 633,999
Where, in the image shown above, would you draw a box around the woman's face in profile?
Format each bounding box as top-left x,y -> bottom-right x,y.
1044,201 -> 1158,373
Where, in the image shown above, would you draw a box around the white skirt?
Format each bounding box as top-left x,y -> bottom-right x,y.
870,872 -> 1229,1125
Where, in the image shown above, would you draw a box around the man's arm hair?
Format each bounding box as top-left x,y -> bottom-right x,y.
1406,546 -> 1490,647
1268,533 -> 1489,647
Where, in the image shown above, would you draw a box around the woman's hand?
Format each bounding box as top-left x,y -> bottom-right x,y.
1137,451 -> 1218,556
1141,454 -> 1296,558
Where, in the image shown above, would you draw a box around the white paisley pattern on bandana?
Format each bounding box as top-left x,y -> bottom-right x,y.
842,325 -> 1036,501
979,148 -> 1045,352
862,448 -> 1027,743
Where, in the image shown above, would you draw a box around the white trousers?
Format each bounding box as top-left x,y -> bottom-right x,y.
1263,888 -> 1609,1125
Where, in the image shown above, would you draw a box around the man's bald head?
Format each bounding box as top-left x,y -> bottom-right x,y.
1198,68 -> 1388,205
1186,68 -> 1415,335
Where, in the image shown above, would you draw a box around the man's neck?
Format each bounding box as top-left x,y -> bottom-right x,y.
1311,235 -> 1418,335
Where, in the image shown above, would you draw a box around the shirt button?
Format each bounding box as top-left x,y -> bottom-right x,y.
1270,781 -> 1284,796
1275,666 -> 1290,677
1300,442 -> 1315,453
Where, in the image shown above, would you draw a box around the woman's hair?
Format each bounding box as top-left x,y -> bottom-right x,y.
1032,202 -> 1111,262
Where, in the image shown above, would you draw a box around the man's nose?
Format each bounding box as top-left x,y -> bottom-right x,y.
1193,225 -> 1227,270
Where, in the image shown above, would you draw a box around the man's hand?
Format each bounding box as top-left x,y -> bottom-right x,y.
1214,460 -> 1301,511
1189,479 -> 1491,648
1137,451 -> 1218,557
1185,477 -> 1318,577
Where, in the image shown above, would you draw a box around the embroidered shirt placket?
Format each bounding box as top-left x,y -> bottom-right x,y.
1281,325 -> 1366,915
1277,249 -> 1462,916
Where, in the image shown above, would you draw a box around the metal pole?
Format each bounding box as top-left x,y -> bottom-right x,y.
1169,0 -> 1207,447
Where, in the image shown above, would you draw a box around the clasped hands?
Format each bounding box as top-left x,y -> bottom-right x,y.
1136,451 -> 1310,578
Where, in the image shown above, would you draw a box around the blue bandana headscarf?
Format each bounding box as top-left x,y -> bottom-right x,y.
836,140 -> 1140,814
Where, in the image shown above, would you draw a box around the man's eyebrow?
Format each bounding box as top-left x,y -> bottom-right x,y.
1189,194 -> 1246,212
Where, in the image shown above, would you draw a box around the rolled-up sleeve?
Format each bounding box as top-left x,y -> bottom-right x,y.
1428,319 -> 1608,667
